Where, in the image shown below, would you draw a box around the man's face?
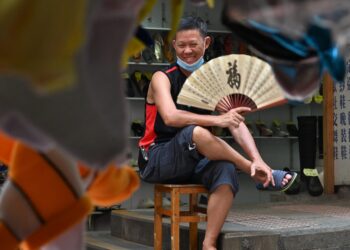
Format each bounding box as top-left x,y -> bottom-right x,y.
173,29 -> 210,64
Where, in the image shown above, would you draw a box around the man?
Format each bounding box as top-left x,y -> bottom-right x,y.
138,16 -> 294,250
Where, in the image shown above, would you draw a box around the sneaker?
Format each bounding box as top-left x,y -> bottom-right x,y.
255,121 -> 273,136
162,197 -> 171,207
272,120 -> 289,137
138,197 -> 154,208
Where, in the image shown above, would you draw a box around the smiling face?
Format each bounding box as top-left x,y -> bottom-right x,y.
173,29 -> 210,65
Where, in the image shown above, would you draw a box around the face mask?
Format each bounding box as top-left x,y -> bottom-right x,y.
176,56 -> 204,72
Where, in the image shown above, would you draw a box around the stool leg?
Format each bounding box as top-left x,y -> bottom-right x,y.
154,187 -> 163,250
171,188 -> 180,250
189,193 -> 198,250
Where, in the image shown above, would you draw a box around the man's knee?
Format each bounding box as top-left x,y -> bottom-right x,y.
193,126 -> 212,141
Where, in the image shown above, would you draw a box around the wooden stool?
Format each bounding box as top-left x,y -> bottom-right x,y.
154,184 -> 208,250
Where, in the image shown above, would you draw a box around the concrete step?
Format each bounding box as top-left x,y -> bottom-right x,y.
111,199 -> 350,250
111,209 -> 208,250
86,231 -> 152,250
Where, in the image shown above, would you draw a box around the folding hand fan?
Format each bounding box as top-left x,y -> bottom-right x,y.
177,54 -> 288,112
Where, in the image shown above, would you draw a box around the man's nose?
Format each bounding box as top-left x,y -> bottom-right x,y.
183,46 -> 192,53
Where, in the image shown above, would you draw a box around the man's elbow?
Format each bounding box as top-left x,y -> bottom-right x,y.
162,113 -> 178,127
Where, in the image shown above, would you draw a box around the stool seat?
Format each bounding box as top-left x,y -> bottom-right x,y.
154,183 -> 208,250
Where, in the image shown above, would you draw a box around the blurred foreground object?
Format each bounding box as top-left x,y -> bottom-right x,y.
223,0 -> 348,100
0,0 -> 146,168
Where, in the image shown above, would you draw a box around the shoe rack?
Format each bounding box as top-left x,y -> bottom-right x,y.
121,0 -> 324,209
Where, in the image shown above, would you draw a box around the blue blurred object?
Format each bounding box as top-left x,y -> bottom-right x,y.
222,0 -> 348,101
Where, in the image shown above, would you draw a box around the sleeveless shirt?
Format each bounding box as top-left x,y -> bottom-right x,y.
139,63 -> 210,149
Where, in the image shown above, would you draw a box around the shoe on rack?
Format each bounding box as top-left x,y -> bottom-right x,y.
162,33 -> 175,63
153,32 -> 164,63
211,126 -> 224,136
121,72 -> 135,97
255,120 -> 273,136
303,96 -> 313,104
142,46 -> 156,64
272,120 -> 289,137
313,83 -> 323,104
131,120 -> 145,137
162,197 -> 171,207
130,71 -> 150,97
137,197 -> 154,208
286,122 -> 298,137
132,51 -> 142,62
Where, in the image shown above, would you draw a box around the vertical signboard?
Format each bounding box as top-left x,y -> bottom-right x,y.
333,59 -> 350,184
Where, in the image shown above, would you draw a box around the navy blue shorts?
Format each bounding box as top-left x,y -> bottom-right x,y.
139,125 -> 239,195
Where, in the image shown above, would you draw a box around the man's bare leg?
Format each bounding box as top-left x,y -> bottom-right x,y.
202,184 -> 233,250
192,126 -> 252,173
192,126 -> 291,185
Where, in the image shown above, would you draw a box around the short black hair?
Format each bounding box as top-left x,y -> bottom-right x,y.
177,16 -> 207,37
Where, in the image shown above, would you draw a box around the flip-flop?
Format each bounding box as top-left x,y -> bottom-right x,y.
256,170 -> 298,192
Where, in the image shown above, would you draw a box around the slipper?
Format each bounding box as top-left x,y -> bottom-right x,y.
283,167 -> 301,195
256,170 -> 298,192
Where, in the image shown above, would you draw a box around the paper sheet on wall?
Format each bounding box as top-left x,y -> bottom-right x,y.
333,58 -> 350,185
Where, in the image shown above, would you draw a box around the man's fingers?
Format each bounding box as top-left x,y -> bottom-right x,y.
270,171 -> 275,186
264,171 -> 274,187
250,163 -> 256,177
234,107 -> 251,114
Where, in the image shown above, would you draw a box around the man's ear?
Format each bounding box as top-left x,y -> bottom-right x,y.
204,36 -> 211,49
172,39 -> 176,49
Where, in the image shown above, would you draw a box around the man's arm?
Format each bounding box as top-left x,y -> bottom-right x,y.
228,122 -> 275,186
150,71 -> 249,128
228,122 -> 262,162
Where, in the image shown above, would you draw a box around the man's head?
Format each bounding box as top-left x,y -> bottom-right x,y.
173,16 -> 211,73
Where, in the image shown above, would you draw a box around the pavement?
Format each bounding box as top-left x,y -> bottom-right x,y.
88,187 -> 350,249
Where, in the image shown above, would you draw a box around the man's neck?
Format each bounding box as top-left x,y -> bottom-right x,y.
178,66 -> 191,77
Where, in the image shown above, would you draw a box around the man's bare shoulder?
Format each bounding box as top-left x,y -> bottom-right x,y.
151,71 -> 170,87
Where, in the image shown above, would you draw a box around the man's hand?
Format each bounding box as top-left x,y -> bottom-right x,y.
217,107 -> 251,128
250,160 -> 275,188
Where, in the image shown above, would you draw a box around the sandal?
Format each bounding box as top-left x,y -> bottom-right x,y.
255,120 -> 273,136
283,167 -> 301,195
256,169 -> 298,192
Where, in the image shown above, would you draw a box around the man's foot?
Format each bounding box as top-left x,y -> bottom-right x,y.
256,170 -> 298,192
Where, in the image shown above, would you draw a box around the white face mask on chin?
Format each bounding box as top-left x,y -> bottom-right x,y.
176,56 -> 204,72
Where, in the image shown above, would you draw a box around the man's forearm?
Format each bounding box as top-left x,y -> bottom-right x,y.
228,122 -> 263,161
